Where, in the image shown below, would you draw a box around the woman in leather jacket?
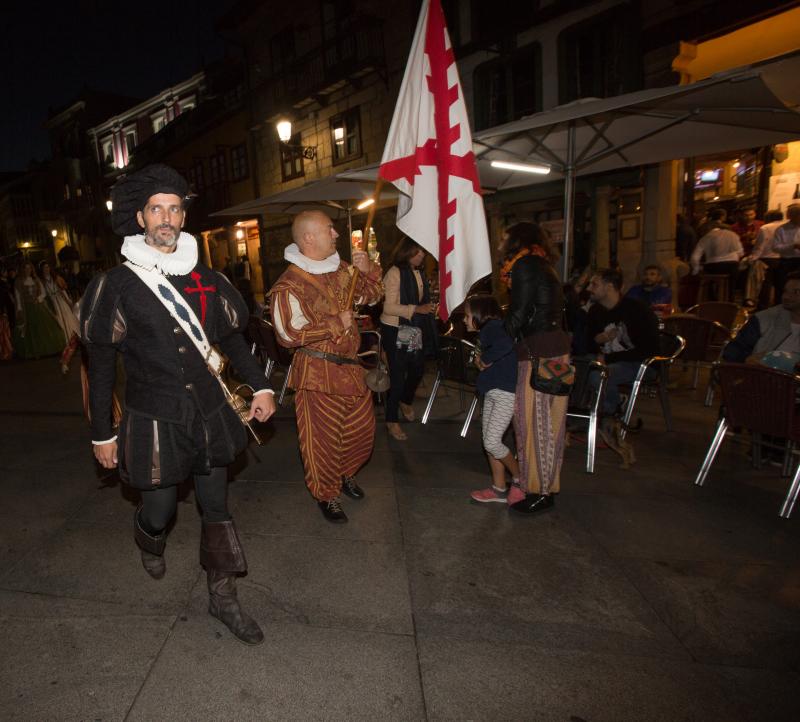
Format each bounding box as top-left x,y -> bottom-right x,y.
500,222 -> 571,514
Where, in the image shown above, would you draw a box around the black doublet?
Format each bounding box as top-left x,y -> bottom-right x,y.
81,263 -> 269,489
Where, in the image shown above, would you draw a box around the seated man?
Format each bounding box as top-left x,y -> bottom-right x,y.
722,271 -> 800,363
587,268 -> 660,416
625,264 -> 672,308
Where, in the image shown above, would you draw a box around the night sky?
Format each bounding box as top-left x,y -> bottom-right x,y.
1,0 -> 237,172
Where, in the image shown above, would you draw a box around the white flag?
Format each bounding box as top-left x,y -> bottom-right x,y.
379,0 -> 491,320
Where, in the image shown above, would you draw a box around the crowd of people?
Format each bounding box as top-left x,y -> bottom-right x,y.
6,160 -> 800,649
684,204 -> 800,307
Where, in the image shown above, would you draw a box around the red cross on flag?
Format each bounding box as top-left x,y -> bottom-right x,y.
379,0 -> 491,321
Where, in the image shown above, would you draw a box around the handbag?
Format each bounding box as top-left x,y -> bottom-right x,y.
529,356 -> 575,396
124,262 -> 262,444
396,325 -> 423,352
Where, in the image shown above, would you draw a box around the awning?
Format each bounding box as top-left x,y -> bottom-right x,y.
210,176 -> 397,218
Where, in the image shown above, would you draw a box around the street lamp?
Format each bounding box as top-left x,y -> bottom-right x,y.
51,229 -> 58,238
276,119 -> 292,143
106,200 -> 113,211
275,119 -> 317,160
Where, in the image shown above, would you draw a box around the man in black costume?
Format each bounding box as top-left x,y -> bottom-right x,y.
80,164 -> 275,645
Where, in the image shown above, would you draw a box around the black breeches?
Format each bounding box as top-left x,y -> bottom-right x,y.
139,466 -> 230,534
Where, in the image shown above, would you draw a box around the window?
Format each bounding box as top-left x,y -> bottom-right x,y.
101,138 -> 114,166
209,150 -> 227,185
230,144 -> 249,182
125,129 -> 137,156
187,160 -> 205,190
280,133 -> 305,182
322,0 -> 355,41
151,112 -> 167,134
558,7 -> 642,104
473,43 -> 541,131
330,108 -> 361,164
179,96 -> 196,114
270,30 -> 295,74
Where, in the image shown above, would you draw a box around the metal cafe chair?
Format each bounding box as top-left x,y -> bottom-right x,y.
686,301 -> 741,332
619,332 -> 686,439
662,315 -> 730,401
695,363 -> 800,518
246,316 -> 293,405
566,358 -> 608,474
421,336 -> 480,437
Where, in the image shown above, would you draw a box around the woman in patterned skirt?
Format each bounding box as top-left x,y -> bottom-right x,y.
500,223 -> 571,514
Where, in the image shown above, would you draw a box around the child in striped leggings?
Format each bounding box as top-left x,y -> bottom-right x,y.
465,295 -> 522,504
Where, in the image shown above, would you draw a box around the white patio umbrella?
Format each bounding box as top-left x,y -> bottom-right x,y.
472,51 -> 800,277
211,176 -> 398,241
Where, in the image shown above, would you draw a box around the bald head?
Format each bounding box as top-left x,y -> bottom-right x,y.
292,210 -> 339,260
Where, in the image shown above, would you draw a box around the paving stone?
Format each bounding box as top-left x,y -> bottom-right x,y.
127,620 -> 424,722
0,519 -> 201,613
0,613 -> 171,721
230,481 -> 402,543
620,557 -> 800,671
418,638 -> 743,722
186,533 -> 414,635
406,542 -> 685,659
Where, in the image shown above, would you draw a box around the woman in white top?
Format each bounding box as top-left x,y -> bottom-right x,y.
379,238 -> 437,441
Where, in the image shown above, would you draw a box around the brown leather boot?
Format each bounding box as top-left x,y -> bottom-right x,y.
134,506 -> 166,580
201,520 -> 264,646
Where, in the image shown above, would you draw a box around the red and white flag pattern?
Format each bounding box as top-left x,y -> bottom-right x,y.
379,0 -> 491,320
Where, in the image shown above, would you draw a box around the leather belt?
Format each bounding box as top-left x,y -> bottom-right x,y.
299,347 -> 361,366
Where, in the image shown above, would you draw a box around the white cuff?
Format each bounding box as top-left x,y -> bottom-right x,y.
253,389 -> 274,396
92,436 -> 118,445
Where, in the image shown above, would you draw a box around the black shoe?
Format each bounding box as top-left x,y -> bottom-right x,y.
341,475 -> 365,500
510,493 -> 554,514
318,498 -> 348,523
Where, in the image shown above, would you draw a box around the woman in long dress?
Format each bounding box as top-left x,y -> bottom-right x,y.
12,262 -> 65,359
39,261 -> 80,343
39,261 -> 81,371
501,222 -> 571,514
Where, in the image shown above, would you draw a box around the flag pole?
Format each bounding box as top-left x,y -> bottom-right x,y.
345,177 -> 385,309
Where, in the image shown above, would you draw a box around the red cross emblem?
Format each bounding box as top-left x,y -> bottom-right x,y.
184,271 -> 216,326
379,0 -> 482,317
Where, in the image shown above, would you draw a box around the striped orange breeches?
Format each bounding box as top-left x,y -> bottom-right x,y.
294,388 -> 375,501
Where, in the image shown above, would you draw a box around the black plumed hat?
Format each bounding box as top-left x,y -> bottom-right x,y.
110,164 -> 190,236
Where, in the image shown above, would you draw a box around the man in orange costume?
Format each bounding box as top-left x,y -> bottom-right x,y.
271,211 -> 383,523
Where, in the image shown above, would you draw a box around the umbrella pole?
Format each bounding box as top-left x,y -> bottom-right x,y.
561,121 -> 576,281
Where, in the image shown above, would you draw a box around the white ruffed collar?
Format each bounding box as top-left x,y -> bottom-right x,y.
284,243 -> 340,275
121,232 -> 198,275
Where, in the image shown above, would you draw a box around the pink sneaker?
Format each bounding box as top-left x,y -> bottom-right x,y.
470,486 -> 509,503
507,485 -> 526,505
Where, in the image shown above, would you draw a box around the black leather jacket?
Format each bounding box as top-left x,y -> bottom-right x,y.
503,254 -> 564,342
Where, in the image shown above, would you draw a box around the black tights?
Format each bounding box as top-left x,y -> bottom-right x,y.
139,466 -> 230,534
